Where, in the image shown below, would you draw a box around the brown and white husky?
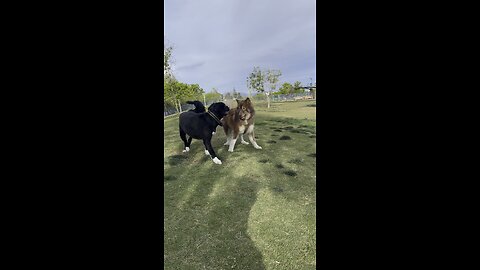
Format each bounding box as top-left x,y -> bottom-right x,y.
221,98 -> 262,152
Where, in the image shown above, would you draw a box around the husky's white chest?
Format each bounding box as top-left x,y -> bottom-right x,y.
239,123 -> 254,134
239,125 -> 247,134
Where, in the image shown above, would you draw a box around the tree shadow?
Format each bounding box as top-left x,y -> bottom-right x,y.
164,160 -> 265,269
164,112 -> 316,269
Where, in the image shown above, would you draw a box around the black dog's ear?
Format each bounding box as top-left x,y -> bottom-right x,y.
245,98 -> 251,103
236,99 -> 240,105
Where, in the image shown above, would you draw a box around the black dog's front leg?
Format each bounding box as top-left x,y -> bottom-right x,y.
203,138 -> 222,165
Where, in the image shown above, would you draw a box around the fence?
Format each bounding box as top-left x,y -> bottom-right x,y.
250,92 -> 315,103
164,99 -> 224,117
164,92 -> 315,117
164,103 -> 194,117
271,92 -> 315,102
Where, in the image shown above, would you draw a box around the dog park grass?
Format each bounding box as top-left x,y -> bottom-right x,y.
164,100 -> 316,270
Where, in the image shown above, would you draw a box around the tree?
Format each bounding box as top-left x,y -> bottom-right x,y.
172,81 -> 186,113
279,82 -> 293,95
214,88 -> 225,102
164,80 -> 181,112
265,69 -> 282,108
293,81 -> 304,94
164,81 -> 205,113
164,43 -> 174,81
246,77 -> 252,98
205,88 -> 222,104
164,42 -> 178,112
247,66 -> 266,104
247,67 -> 281,108
232,87 -> 242,99
312,82 -> 316,99
163,41 -> 207,113
186,84 -> 204,102
175,83 -> 205,112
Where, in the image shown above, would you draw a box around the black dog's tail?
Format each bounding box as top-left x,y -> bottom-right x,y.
187,100 -> 206,113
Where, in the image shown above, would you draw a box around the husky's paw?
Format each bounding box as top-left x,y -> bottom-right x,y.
212,132 -> 216,135
228,148 -> 234,153
241,141 -> 250,145
205,150 -> 210,156
212,157 -> 222,164
254,145 -> 262,149
182,147 -> 190,153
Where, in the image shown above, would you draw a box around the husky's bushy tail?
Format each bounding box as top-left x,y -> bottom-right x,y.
187,100 -> 206,113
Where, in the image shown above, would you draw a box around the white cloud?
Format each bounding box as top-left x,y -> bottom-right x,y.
165,0 -> 316,93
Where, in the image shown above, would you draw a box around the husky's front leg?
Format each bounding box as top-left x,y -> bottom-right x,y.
223,135 -> 231,146
240,134 -> 250,145
248,133 -> 262,149
247,126 -> 262,149
228,132 -> 239,152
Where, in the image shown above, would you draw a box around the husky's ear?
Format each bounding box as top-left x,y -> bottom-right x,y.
245,97 -> 251,103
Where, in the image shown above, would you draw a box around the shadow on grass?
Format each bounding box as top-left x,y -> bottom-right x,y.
164,162 -> 265,269
164,113 -> 316,269
167,155 -> 189,166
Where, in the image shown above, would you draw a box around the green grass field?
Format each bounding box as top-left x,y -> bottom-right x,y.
164,100 -> 316,270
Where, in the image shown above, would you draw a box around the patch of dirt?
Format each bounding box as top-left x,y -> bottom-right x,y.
272,186 -> 284,193
168,155 -> 188,165
288,158 -> 303,164
164,175 -> 177,181
284,170 -> 297,177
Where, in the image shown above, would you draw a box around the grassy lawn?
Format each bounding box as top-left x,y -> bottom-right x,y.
164,100 -> 316,270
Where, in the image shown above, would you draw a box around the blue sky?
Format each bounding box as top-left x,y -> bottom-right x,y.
164,0 -> 316,95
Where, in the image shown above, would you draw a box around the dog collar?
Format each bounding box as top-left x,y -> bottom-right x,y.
207,110 -> 223,126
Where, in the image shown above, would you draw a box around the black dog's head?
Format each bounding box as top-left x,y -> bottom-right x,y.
208,102 -> 230,118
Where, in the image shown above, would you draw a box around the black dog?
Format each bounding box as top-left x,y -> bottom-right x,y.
187,100 -> 219,135
186,100 -> 206,113
179,102 -> 230,164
